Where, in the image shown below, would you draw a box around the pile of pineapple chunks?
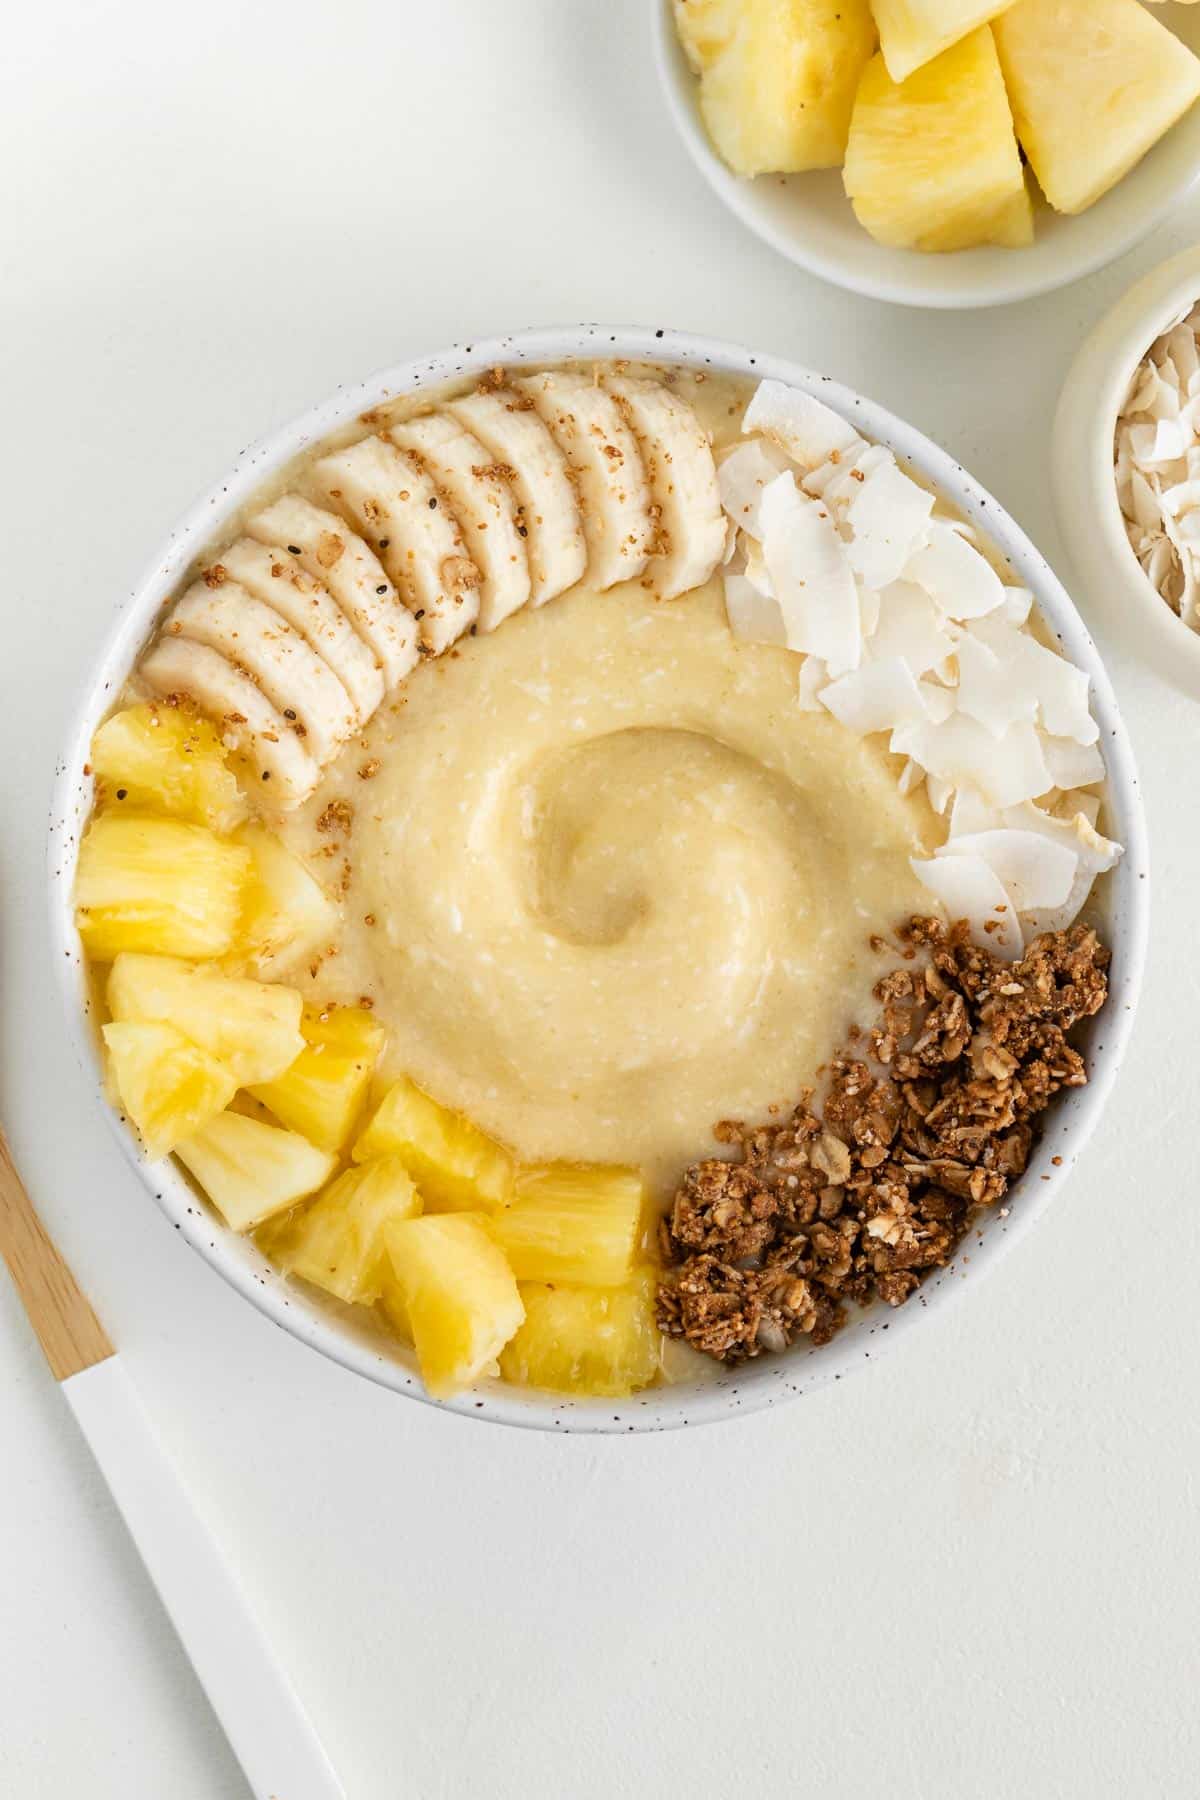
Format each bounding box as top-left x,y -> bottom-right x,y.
674,0 -> 1200,254
76,702 -> 662,1402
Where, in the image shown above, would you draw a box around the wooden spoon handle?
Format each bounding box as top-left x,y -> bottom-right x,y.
0,1128 -> 113,1380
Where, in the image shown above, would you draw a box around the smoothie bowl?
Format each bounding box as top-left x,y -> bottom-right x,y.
49,327 -> 1148,1432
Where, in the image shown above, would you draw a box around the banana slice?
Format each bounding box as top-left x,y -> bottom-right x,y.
512,372 -> 656,590
168,579 -> 356,765
387,414 -> 531,631
219,538 -> 384,724
139,637 -> 320,807
246,495 -> 419,688
444,390 -> 586,605
604,377 -> 725,599
311,437 -> 480,653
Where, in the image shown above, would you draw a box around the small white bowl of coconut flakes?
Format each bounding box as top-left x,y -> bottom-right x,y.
1054,244 -> 1200,697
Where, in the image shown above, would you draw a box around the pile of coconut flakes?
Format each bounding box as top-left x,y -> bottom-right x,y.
717,380 -> 1122,963
1116,303 -> 1200,626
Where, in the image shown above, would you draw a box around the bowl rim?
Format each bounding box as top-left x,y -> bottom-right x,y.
48,323 -> 1150,1434
1054,245 -> 1200,682
651,0 -> 1200,312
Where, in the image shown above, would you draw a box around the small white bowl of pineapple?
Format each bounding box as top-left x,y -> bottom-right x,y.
50,326 -> 1148,1433
656,0 -> 1200,310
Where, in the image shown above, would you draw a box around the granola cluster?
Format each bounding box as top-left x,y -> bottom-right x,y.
656,917 -> 1110,1364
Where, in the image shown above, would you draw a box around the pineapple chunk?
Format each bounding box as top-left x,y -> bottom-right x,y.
672,0 -> 736,71
273,1158 -> 420,1304
843,31 -> 1028,253
870,0 -> 1017,83
75,813 -> 249,960
377,1272 -> 413,1346
102,1020 -> 235,1158
106,953 -> 303,1087
384,1213 -> 524,1398
994,0 -> 1200,216
90,702 -> 248,833
687,0 -> 876,175
980,170 -> 1036,250
353,1078 -> 513,1212
499,1271 -> 662,1398
250,1005 -> 384,1152
175,1109 -> 336,1232
232,823 -> 339,979
490,1164 -> 644,1287
920,164 -> 1035,253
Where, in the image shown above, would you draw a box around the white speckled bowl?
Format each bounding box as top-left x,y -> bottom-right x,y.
1053,245 -> 1200,698
49,326 -> 1149,1432
653,0 -> 1200,310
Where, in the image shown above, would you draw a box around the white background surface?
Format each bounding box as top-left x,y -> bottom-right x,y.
3,3 -> 1199,1795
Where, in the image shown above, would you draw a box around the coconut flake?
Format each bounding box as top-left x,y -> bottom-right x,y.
814,443 -> 894,512
1129,418 -> 1192,466
868,580 -> 958,675
844,456 -> 935,591
1158,478 -> 1200,519
1001,586 -> 1034,627
898,758 -> 925,797
1160,501 -> 1200,625
1128,470 -> 1166,533
1021,872 -> 1095,938
926,775 -> 954,815
1124,362 -> 1162,418
742,539 -> 772,597
798,655 -> 829,712
956,633 -> 1038,738
1141,532 -> 1183,606
893,712 -> 1051,808
906,520 -> 1005,621
1041,734 -> 1105,790
938,828 -> 1078,911
724,573 -> 787,646
717,439 -> 791,538
1166,322 -> 1200,390
1054,788 -> 1101,829
915,680 -> 956,723
948,787 -> 1003,838
1016,812 -> 1123,934
819,657 -> 927,735
1127,361 -> 1181,421
742,381 -> 863,470
1003,802 -> 1122,877
802,439 -> 872,500
1036,658 -> 1098,743
910,853 -> 1023,960
969,616 -> 1098,746
760,473 -> 861,674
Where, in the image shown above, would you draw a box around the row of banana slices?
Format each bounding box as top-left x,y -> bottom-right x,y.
138,370 -> 726,806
